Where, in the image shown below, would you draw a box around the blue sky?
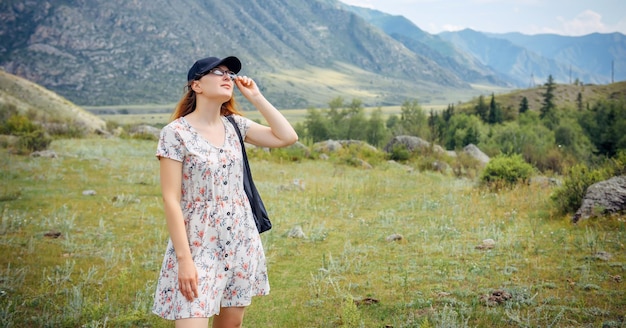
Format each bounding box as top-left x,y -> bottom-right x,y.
339,0 -> 626,36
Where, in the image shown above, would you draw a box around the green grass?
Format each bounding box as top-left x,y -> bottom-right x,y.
1,138 -> 625,327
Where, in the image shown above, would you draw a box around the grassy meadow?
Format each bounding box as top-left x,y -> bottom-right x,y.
90,106 -> 415,126
1,137 -> 625,327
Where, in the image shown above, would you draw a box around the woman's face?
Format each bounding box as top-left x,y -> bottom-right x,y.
193,65 -> 235,102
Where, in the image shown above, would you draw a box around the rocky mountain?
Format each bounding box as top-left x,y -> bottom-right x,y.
438,29 -> 613,86
487,31 -> 626,84
343,5 -> 626,88
341,5 -> 511,86
1,0 -> 623,110
0,0 -> 470,108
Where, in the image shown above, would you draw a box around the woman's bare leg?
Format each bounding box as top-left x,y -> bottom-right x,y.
212,307 -> 246,328
175,317 -> 210,328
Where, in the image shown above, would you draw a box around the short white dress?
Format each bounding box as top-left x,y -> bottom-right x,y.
152,115 -> 269,320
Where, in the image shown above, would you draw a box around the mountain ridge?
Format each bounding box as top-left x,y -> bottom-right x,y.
0,0 -> 623,109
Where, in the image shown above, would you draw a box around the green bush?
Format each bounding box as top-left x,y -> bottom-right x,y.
480,154 -> 535,188
550,152 -> 625,215
550,164 -> 608,215
0,113 -> 52,154
389,143 -> 410,161
17,129 -> 52,154
130,132 -> 158,141
335,142 -> 385,168
2,114 -> 37,135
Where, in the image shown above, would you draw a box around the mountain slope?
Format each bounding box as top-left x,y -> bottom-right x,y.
0,70 -> 106,133
488,32 -> 626,83
342,5 -> 511,86
0,0 -> 470,108
439,29 -> 607,86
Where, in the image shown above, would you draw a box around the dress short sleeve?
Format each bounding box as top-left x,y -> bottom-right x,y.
156,123 -> 184,162
231,115 -> 252,140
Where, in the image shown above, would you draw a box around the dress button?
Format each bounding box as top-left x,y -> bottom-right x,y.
224,267 -> 229,271
223,181 -> 228,185
220,149 -> 224,153
224,254 -> 228,257
227,212 -> 231,215
227,227 -> 231,231
226,241 -> 230,245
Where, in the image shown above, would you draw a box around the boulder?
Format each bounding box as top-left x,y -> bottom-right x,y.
384,135 -> 431,153
572,175 -> 626,223
130,125 -> 161,139
312,139 -> 342,153
337,140 -> 379,153
462,144 -> 490,165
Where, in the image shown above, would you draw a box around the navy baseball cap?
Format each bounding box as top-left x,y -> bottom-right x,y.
187,56 -> 242,82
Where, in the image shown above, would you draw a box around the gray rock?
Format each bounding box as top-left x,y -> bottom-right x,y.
287,226 -> 306,239
462,144 -> 490,165
572,175 -> 626,223
82,190 -> 97,196
386,233 -> 403,242
313,140 -> 343,153
130,125 -> 161,139
384,135 -> 431,153
30,150 -> 57,158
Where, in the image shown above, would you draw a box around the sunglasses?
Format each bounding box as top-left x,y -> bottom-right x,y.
203,68 -> 237,81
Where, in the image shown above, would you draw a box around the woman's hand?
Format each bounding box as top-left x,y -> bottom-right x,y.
235,75 -> 261,100
177,257 -> 198,302
233,75 -> 299,148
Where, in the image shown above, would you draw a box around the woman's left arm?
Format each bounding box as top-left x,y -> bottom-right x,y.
235,76 -> 298,148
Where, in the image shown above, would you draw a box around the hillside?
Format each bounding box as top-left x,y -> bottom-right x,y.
490,32 -> 626,83
458,81 -> 626,113
342,4 -> 510,86
0,70 -> 105,133
439,29 -> 623,86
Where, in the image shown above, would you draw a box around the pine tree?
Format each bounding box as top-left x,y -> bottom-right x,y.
475,95 -> 488,122
540,75 -> 556,119
488,93 -> 503,124
400,99 -> 428,138
540,75 -> 559,128
443,104 -> 454,123
519,96 -> 529,114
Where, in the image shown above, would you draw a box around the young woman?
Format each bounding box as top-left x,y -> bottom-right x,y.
152,56 -> 298,328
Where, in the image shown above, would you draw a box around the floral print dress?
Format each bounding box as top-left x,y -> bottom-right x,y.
152,115 -> 269,320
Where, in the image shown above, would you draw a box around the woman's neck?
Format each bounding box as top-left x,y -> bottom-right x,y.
188,99 -> 224,124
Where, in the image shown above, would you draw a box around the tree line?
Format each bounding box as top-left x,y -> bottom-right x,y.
293,75 -> 626,174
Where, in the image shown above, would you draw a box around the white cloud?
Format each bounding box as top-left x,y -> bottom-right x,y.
441,24 -> 466,32
557,10 -> 610,36
340,0 -> 376,8
339,0 -> 626,36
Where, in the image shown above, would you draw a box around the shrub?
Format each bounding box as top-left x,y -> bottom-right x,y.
335,142 -> 385,168
550,164 -> 608,215
480,154 -> 535,188
269,146 -> 309,162
452,152 -> 482,179
17,129 -> 52,154
389,143 -> 410,161
130,132 -> 158,141
2,114 -> 37,135
0,113 -> 52,154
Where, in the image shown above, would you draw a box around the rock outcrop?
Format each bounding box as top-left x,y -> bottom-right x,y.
572,175 -> 626,223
